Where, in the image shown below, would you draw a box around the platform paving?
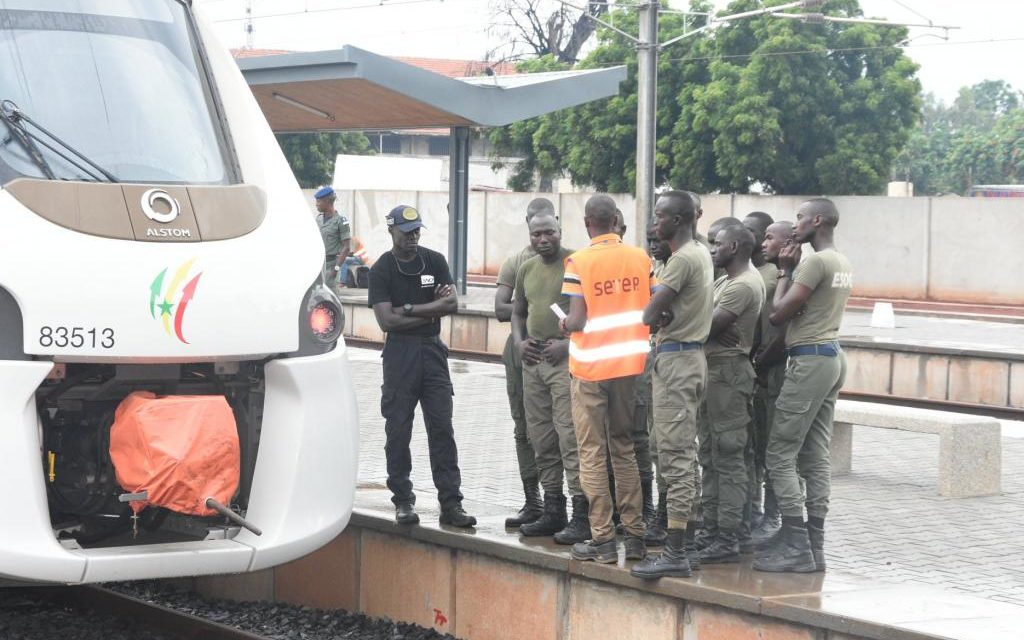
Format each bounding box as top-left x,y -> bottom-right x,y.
346,345 -> 1024,607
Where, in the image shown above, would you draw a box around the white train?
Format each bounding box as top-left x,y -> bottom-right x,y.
0,1 -> 358,584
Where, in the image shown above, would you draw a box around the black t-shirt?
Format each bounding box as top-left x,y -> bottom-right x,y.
368,247 -> 453,337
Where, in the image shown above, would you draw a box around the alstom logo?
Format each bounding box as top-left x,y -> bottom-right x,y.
149,259 -> 203,344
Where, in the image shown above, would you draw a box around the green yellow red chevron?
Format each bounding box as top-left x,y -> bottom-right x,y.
149,259 -> 203,344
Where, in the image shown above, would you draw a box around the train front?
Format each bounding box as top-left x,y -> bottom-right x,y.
0,1 -> 358,584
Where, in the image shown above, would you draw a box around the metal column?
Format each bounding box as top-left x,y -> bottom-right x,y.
448,126 -> 470,294
634,1 -> 659,244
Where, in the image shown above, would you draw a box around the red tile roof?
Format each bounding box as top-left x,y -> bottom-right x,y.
230,49 -> 518,77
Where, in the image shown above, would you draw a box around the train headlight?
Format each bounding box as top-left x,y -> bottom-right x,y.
306,286 -> 344,344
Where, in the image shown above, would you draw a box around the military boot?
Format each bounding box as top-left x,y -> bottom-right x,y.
505,478 -> 544,528
695,520 -> 718,551
629,529 -> 691,580
554,494 -> 591,545
645,492 -> 668,546
624,535 -> 646,560
699,529 -> 741,564
439,503 -> 477,528
752,515 -> 782,551
641,479 -> 656,526
752,524 -> 817,573
807,523 -> 826,572
683,524 -> 701,571
519,493 -> 567,537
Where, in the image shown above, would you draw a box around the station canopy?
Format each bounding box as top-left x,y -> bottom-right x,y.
236,45 -> 627,132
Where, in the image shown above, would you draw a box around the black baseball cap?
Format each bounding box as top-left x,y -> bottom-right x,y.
386,205 -> 424,232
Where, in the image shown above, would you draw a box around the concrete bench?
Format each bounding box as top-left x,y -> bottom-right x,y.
831,399 -> 1001,498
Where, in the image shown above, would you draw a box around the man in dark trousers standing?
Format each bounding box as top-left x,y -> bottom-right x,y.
368,205 -> 476,528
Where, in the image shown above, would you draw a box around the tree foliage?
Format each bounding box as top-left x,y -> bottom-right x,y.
276,132 -> 373,188
489,0 -> 922,195
895,81 -> 1024,194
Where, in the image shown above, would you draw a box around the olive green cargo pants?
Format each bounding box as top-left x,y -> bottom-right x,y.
697,354 -> 756,531
522,359 -> 582,496
502,334 -> 538,483
652,349 -> 707,529
766,351 -> 848,520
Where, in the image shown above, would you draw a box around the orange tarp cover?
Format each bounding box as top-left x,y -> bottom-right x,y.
109,391 -> 240,516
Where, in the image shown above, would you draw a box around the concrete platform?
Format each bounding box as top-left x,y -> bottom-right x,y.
195,346 -> 1024,639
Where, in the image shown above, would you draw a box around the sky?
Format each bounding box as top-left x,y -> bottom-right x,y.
195,0 -> 1024,104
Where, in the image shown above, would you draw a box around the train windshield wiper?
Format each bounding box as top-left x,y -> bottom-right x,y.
0,99 -> 118,183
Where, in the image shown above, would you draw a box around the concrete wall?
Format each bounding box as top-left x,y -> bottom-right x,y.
195,517 -> 877,640
304,190 -> 1024,305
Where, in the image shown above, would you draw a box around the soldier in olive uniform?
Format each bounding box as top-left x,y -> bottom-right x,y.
747,218 -> 795,546
494,198 -> 557,528
314,187 -> 351,294
697,225 -> 765,564
754,198 -> 852,574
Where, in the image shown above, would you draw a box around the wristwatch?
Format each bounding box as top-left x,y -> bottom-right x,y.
333,265 -> 341,272
402,303 -> 414,316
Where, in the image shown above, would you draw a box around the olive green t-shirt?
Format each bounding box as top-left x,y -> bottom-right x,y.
497,245 -> 538,291
706,268 -> 765,358
786,248 -> 854,347
515,248 -> 573,341
756,262 -> 781,352
655,240 -> 714,345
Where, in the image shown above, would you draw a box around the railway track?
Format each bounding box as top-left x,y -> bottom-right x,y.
50,586 -> 272,640
346,337 -> 1024,422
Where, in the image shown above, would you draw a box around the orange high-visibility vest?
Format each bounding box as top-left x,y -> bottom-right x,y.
562,233 -> 655,382
352,238 -> 374,266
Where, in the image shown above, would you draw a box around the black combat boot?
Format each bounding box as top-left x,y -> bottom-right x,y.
624,535 -> 646,560
645,492 -> 668,545
571,538 -> 617,563
695,520 -> 718,551
641,479 -> 656,527
629,529 -> 691,579
807,523 -> 826,572
684,523 -> 701,571
519,493 -> 567,537
505,478 -> 544,528
439,503 -> 477,528
752,516 -> 782,551
395,502 -> 419,525
554,494 -> 591,545
699,529 -> 741,564
752,524 -> 817,573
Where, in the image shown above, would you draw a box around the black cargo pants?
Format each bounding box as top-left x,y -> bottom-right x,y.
381,333 -> 464,508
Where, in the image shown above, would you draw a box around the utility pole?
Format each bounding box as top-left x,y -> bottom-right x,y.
244,0 -> 255,50
634,1 -> 659,248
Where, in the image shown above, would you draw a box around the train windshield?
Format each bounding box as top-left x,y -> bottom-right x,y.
0,1 -> 232,184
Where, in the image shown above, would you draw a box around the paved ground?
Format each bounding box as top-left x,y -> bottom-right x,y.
347,346 -> 1024,606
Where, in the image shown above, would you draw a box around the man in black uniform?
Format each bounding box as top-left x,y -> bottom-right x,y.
368,205 -> 476,528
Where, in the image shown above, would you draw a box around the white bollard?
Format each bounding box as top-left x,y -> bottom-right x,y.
870,301 -> 896,329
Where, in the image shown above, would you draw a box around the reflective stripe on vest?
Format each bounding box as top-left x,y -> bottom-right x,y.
569,339 -> 651,363
563,234 -> 653,381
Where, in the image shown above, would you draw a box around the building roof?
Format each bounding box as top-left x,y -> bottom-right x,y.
236,45 -> 625,131
232,49 -> 519,78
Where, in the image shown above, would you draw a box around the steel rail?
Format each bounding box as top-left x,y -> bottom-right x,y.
345,337 -> 1024,422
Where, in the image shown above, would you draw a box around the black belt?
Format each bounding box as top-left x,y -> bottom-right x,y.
386,333 -> 442,344
786,342 -> 840,357
655,341 -> 703,354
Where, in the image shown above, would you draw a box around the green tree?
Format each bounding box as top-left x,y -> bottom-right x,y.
275,132 -> 373,188
671,0 -> 919,194
489,2 -> 713,192
490,0 -> 921,195
895,81 -> 1023,194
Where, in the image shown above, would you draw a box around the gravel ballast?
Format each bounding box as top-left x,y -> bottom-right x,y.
112,581 -> 458,640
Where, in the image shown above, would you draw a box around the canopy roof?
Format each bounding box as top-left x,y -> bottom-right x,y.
237,46 -> 626,132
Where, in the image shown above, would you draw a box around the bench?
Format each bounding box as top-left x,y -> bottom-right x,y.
830,399 -> 1001,498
